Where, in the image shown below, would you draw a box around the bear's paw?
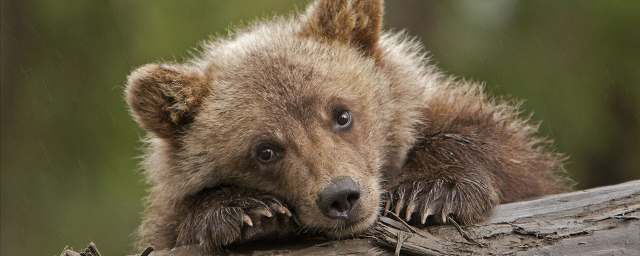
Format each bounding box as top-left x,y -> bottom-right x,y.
383,177 -> 499,225
175,187 -> 298,250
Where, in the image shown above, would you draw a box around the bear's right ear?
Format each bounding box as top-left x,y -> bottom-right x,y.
125,64 -> 210,139
300,0 -> 383,58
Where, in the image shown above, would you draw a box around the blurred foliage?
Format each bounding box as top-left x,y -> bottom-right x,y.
1,0 -> 638,255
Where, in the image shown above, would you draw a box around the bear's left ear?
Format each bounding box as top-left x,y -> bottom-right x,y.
300,0 -> 383,57
125,63 -> 210,139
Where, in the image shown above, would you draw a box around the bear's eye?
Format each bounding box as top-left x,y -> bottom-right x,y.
255,143 -> 282,163
336,110 -> 351,126
331,105 -> 353,132
258,148 -> 274,162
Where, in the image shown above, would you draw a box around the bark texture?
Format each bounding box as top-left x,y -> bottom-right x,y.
61,180 -> 640,256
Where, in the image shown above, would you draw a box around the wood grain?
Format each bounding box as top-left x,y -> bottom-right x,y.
61,180 -> 640,256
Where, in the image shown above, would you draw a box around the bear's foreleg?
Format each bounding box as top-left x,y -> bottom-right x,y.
384,134 -> 501,225
384,85 -> 566,225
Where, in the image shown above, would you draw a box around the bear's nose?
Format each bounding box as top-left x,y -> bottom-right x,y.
316,178 -> 361,219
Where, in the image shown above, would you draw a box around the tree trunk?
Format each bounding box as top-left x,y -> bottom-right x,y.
61,180 -> 640,256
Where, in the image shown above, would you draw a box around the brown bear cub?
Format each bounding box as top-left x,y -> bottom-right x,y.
125,0 -> 570,251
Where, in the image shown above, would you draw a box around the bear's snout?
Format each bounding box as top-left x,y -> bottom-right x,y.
315,178 -> 362,220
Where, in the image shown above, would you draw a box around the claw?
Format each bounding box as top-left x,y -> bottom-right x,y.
282,206 -> 292,217
242,214 -> 253,226
269,202 -> 286,215
272,203 -> 292,217
383,194 -> 393,216
420,207 -> 434,224
405,204 -> 415,221
394,199 -> 404,216
405,185 -> 423,222
394,189 -> 406,216
441,211 -> 448,224
255,208 -> 273,218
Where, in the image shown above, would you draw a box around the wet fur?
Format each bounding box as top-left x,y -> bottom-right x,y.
126,0 -> 570,251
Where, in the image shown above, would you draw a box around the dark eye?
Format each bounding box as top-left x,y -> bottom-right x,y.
337,110 -> 351,126
256,143 -> 281,163
258,148 -> 274,162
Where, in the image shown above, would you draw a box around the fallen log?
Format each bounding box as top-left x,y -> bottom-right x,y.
374,179 -> 640,255
60,180 -> 640,255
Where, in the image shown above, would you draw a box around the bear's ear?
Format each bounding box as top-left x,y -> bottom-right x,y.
300,0 -> 383,57
125,64 -> 210,139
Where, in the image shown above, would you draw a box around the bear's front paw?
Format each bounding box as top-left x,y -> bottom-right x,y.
384,177 -> 499,225
176,187 -> 297,250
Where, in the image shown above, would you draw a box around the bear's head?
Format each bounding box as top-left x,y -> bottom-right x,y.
126,0 -> 425,238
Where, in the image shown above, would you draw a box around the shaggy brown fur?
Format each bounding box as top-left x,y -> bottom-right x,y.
125,0 -> 570,251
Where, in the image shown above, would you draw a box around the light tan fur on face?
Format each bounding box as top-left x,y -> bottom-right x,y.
179,45 -> 394,235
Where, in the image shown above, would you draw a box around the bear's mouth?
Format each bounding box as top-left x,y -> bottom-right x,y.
314,211 -> 379,238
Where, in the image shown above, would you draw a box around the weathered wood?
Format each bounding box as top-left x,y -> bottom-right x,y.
62,180 -> 640,255
373,179 -> 640,255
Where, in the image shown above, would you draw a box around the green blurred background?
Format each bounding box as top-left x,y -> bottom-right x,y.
1,0 -> 638,255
